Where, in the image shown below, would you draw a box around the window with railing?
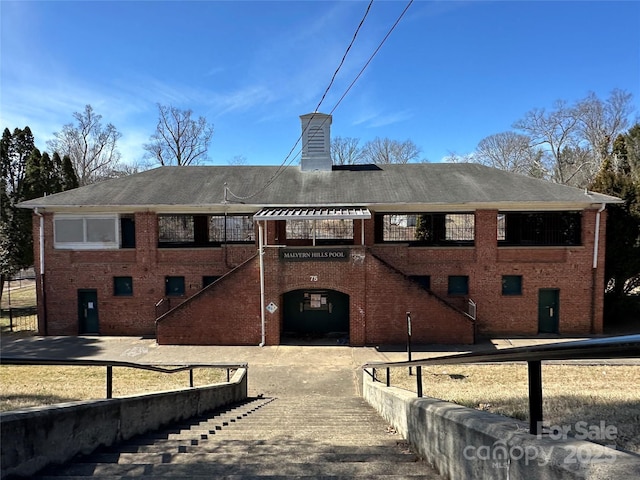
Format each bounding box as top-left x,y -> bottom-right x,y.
286,219 -> 353,245
158,214 -> 255,247
375,213 -> 474,246
498,212 -> 582,246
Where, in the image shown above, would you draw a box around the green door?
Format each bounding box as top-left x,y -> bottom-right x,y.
283,289 -> 349,336
78,289 -> 99,334
538,289 -> 559,334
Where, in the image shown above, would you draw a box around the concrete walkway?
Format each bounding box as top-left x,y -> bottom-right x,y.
1,333 -> 623,397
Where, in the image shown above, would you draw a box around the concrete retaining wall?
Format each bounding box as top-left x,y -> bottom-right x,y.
363,369 -> 640,480
1,368 -> 247,479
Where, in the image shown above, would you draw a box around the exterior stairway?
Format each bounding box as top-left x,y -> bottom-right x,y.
34,395 -> 444,479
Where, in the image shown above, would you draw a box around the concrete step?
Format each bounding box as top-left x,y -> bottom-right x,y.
79,451 -> 422,465
37,460 -> 437,477
39,476 -> 440,480
34,393 -> 445,479
101,440 -> 415,455
165,423 -> 397,434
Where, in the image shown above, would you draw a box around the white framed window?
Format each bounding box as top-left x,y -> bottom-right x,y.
54,214 -> 119,250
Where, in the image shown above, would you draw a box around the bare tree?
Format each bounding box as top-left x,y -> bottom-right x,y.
576,89 -> 633,163
443,151 -> 475,164
144,104 -> 214,166
330,136 -> 363,165
361,137 -> 423,164
513,100 -> 583,185
475,131 -> 545,176
47,105 -> 122,186
228,155 -> 248,165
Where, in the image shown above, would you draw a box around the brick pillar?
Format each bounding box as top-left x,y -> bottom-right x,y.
474,210 -> 498,264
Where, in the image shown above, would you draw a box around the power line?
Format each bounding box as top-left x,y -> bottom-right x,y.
314,0 -> 374,114
328,0 -> 414,116
226,0 -> 374,202
226,0 -> 413,202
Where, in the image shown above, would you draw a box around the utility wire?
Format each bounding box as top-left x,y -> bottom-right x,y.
226,1 -> 374,202
226,0 -> 413,202
328,0 -> 413,116
314,0 -> 373,113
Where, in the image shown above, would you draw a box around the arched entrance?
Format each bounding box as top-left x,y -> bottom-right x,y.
282,289 -> 349,342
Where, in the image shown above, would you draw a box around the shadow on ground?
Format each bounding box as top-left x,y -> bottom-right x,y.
0,335 -> 103,359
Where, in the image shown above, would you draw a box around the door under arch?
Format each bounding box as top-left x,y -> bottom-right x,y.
282,289 -> 349,339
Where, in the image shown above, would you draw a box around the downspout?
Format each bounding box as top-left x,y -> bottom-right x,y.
34,208 -> 47,335
591,203 -> 606,333
258,221 -> 266,346
593,203 -> 606,269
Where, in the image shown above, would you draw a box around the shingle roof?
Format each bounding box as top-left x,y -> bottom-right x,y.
17,163 -> 620,210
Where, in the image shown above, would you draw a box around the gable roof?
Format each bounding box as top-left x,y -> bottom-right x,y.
18,163 -> 620,211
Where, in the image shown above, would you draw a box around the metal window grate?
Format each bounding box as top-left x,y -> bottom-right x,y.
499,212 -> 582,246
286,219 -> 353,240
159,215 -> 194,243
159,215 -> 255,246
379,213 -> 475,245
225,216 -> 255,242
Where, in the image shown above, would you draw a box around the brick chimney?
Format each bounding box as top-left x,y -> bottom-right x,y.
300,112 -> 332,171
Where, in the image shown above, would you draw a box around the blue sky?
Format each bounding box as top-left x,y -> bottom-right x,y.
1,1 -> 639,166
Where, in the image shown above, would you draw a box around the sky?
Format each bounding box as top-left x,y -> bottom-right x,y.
1,0 -> 639,167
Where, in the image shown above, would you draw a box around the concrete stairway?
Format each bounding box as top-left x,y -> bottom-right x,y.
35,395 -> 444,479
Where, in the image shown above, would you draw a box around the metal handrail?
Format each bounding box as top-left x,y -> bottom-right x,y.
1,356 -> 247,400
362,334 -> 640,435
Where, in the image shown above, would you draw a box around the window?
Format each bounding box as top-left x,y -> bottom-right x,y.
410,275 -> 431,290
114,277 -> 133,296
165,276 -> 185,296
448,276 -> 469,295
203,276 -> 220,288
159,215 -> 195,244
502,275 -> 522,295
54,215 -> 119,249
224,216 -> 255,242
375,213 -> 474,245
158,215 -> 255,247
498,212 -> 581,246
286,219 -> 353,244
120,216 -> 136,248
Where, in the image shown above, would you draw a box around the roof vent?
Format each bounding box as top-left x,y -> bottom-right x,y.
300,112 -> 332,171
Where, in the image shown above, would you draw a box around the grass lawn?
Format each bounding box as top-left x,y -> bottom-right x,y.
0,365 -> 229,412
382,363 -> 640,454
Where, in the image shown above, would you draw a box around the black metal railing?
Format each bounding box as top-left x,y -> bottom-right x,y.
363,334 -> 640,435
1,357 -> 247,399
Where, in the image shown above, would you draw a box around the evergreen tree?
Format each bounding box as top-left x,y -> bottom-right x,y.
23,148 -> 44,199
43,152 -> 62,195
1,126 -> 80,300
0,127 -> 36,300
590,124 -> 640,322
61,154 -> 79,190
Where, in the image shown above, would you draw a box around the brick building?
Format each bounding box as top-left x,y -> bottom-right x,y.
19,113 -> 620,345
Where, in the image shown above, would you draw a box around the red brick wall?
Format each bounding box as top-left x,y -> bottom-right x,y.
156,245 -> 474,345
34,208 -> 607,343
364,256 -> 474,344
34,211 -> 255,336
156,256 -> 261,345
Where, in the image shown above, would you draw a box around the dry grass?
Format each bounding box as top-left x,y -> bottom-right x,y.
1,282 -> 38,333
1,281 -> 36,309
382,363 -> 640,454
0,365 -> 229,412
